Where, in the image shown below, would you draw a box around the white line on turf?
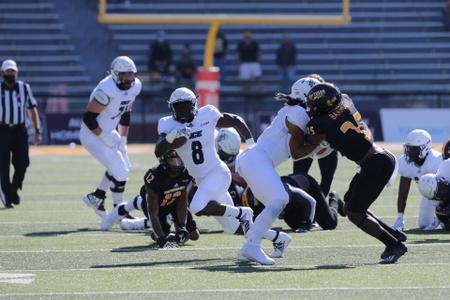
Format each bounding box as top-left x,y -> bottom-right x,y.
1,286 -> 450,297
0,243 -> 448,253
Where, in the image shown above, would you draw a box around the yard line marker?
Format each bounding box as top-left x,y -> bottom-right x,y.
0,242 -> 448,253
1,285 -> 450,297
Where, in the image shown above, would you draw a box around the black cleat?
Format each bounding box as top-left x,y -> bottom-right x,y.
380,242 -> 407,264
393,229 -> 407,242
5,202 -> 14,209
10,191 -> 20,205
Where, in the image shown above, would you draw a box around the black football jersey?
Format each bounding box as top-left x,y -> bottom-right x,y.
307,94 -> 373,162
142,165 -> 193,208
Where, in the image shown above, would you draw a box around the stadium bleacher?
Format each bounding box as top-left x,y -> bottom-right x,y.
1,0 -> 449,99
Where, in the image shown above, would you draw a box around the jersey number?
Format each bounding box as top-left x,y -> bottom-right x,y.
111,103 -> 130,119
339,111 -> 372,141
161,190 -> 182,207
191,141 -> 204,164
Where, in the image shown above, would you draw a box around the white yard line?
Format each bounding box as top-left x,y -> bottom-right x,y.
1,285 -> 450,297
0,243 -> 448,254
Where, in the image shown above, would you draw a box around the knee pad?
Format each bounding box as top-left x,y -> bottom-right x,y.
109,175 -> 127,193
347,211 -> 367,228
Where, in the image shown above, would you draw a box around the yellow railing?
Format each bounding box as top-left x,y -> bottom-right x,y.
98,0 -> 351,67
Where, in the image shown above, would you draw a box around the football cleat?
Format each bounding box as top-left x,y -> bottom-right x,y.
83,192 -> 106,217
237,242 -> 275,265
120,218 -> 147,230
237,207 -> 254,235
380,242 -> 407,264
100,204 -> 125,230
270,231 -> 291,258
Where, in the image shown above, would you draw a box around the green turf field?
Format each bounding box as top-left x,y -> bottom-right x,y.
1,146 -> 449,299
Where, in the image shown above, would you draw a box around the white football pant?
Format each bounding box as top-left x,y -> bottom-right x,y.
189,162 -> 240,234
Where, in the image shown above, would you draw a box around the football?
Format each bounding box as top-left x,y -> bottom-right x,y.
170,136 -> 188,149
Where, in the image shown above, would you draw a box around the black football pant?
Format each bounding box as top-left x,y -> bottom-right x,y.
282,174 -> 338,230
0,125 -> 29,205
293,150 -> 338,195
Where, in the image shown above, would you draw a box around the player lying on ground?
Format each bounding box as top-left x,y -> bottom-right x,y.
392,129 -> 443,231
101,150 -> 199,248
217,128 -> 340,232
306,82 -> 407,264
154,87 -> 291,258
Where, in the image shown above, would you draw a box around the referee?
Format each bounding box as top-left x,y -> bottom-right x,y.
0,59 -> 41,208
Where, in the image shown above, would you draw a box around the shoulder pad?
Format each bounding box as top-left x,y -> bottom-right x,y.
92,89 -> 110,106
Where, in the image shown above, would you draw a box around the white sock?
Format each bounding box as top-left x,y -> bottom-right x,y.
111,192 -> 123,205
224,205 -> 240,218
247,207 -> 278,245
98,174 -> 110,192
263,229 -> 277,241
125,195 -> 141,212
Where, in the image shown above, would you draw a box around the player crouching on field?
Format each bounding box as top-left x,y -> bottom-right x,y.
101,150 -> 200,248
418,146 -> 450,231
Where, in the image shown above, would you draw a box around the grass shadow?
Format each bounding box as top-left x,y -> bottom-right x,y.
91,257 -> 225,269
405,229 -> 450,235
23,228 -> 96,237
192,262 -> 356,273
408,238 -> 450,245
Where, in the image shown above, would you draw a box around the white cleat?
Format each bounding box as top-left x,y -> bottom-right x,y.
237,207 -> 254,235
120,218 -> 147,230
82,193 -> 107,217
270,231 -> 291,258
100,204 -> 124,230
237,242 -> 275,265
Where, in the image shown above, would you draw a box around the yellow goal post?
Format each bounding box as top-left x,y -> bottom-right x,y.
98,0 -> 351,68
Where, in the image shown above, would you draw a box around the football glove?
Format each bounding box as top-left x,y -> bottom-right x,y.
156,234 -> 177,249
176,227 -> 190,245
393,214 -> 405,231
166,127 -> 192,144
99,130 -> 121,148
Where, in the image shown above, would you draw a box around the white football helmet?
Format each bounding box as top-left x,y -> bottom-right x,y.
289,76 -> 321,102
110,56 -> 137,90
216,128 -> 241,164
418,173 -> 438,199
168,87 -> 198,123
403,129 -> 432,164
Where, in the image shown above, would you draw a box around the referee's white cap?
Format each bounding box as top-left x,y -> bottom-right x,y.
1,59 -> 18,72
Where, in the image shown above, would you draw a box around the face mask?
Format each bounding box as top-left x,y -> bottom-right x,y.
3,75 -> 15,84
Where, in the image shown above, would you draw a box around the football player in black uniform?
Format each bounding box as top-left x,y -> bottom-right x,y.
305,82 -> 407,264
291,74 -> 339,196
101,150 -> 199,248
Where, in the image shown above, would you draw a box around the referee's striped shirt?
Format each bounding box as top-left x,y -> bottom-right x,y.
0,80 -> 37,125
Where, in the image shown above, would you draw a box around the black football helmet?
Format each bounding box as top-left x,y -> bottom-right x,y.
443,138 -> 450,160
436,203 -> 450,231
168,87 -> 198,123
159,150 -> 185,176
306,82 -> 342,117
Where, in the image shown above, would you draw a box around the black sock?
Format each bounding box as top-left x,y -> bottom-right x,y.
378,230 -> 398,247
94,189 -> 106,199
118,205 -> 127,216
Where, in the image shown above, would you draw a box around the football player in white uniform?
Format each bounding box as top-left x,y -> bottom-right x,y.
155,87 -> 291,260
393,129 -> 443,230
80,56 -> 142,217
418,158 -> 450,230
236,76 -> 321,265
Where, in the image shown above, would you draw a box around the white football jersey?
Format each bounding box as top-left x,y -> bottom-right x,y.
254,105 -> 309,167
158,105 -> 223,179
398,149 -> 443,182
89,75 -> 142,132
437,159 -> 450,183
